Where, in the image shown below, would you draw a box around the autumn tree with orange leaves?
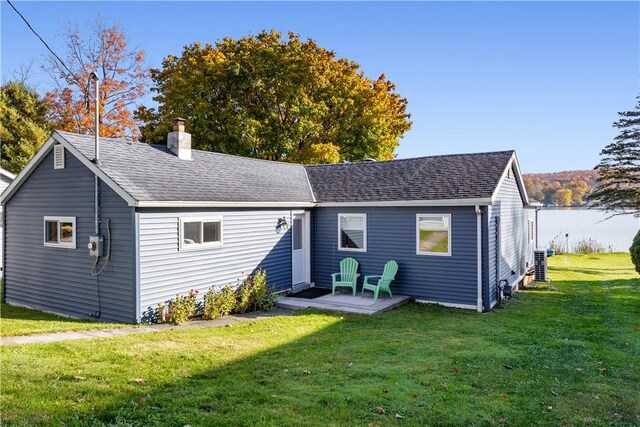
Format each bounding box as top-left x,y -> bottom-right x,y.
44,17 -> 148,139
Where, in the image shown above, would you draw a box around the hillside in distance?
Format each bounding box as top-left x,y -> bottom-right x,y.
523,170 -> 599,206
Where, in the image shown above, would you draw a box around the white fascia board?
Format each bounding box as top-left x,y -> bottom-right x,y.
490,153 -> 531,206
0,168 -> 16,180
316,198 -> 492,208
52,132 -> 139,207
302,167 -> 317,203
135,200 -> 316,208
0,136 -> 57,205
0,133 -> 139,207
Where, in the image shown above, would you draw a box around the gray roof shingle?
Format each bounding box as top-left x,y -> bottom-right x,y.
57,131 -> 315,203
57,131 -> 514,204
304,151 -> 514,202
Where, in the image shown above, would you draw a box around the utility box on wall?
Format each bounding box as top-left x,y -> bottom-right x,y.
88,235 -> 104,257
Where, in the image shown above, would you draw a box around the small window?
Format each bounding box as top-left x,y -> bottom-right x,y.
54,145 -> 65,169
179,217 -> 222,250
417,214 -> 451,256
338,213 -> 366,252
293,218 -> 303,250
43,216 -> 76,248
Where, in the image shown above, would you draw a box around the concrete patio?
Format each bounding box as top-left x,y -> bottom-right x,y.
277,289 -> 411,315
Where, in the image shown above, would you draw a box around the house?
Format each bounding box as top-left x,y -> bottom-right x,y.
0,122 -> 536,323
0,168 -> 16,275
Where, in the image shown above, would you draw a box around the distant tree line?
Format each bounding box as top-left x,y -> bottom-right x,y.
523,170 -> 598,206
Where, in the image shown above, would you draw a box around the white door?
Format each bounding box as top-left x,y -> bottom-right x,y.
292,214 -> 307,285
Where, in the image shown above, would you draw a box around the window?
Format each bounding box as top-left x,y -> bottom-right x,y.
179,217 -> 222,250
416,214 -> 451,256
338,213 -> 366,252
293,217 -> 303,250
54,145 -> 65,169
43,216 -> 76,248
527,219 -> 535,243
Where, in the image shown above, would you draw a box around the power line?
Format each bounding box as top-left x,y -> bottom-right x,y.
6,0 -> 86,90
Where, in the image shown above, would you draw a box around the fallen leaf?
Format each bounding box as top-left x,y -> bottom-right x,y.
551,390 -> 558,396
547,406 -> 553,411
140,396 -> 146,404
131,378 -> 146,383
373,406 -> 385,414
283,368 -> 289,373
594,395 -> 600,400
453,367 -> 459,373
395,413 -> 405,419
291,406 -> 299,414
599,368 -> 607,372
73,375 -> 86,380
498,418 -> 507,424
441,383 -> 449,390
576,368 -> 583,372
561,418 -> 567,425
503,365 -> 513,370
499,393 -> 508,398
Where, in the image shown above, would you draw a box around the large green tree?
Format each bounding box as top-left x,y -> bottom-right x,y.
0,81 -> 50,174
137,30 -> 412,163
589,97 -> 640,214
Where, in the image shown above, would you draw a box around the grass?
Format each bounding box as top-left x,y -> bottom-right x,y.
0,286 -> 126,337
1,254 -> 639,426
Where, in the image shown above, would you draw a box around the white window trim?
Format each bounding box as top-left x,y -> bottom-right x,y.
179,216 -> 223,250
43,216 -> 76,249
416,213 -> 452,256
338,213 -> 367,252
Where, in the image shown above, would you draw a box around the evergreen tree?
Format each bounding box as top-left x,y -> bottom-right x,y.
0,81 -> 50,174
589,97 -> 640,214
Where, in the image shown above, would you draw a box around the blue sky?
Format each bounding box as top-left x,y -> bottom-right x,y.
2,1 -> 639,173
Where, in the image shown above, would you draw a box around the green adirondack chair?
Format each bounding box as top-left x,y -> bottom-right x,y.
362,260 -> 398,302
331,257 -> 360,296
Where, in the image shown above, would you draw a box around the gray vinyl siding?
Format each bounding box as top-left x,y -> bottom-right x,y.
3,147 -> 135,323
314,206 -> 479,307
0,174 -> 11,273
137,208 -> 298,318
487,164 -> 532,308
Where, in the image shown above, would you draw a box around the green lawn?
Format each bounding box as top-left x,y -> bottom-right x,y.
1,254 -> 638,426
1,288 -> 126,337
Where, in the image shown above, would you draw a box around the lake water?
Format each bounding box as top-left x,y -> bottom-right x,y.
538,208 -> 639,253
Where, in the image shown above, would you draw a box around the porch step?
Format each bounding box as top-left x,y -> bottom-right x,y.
277,294 -> 410,315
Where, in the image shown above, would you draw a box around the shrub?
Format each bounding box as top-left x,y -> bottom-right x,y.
630,229 -> 640,274
250,269 -> 277,311
235,278 -> 253,314
203,285 -> 236,320
572,238 -> 605,254
156,289 -> 199,324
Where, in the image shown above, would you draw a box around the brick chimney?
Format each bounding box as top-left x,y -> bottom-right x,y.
167,117 -> 191,160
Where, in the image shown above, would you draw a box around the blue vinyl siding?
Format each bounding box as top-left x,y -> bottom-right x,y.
3,147 -> 135,323
137,208 -> 300,318
487,165 -> 534,308
314,206 -> 479,307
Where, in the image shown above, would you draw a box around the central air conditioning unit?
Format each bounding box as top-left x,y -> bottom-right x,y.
534,250 -> 547,281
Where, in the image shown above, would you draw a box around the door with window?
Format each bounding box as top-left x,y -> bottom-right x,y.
292,213 -> 308,285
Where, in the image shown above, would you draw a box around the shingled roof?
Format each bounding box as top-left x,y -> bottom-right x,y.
57,131 -> 315,204
305,151 -> 515,203
2,131 -> 522,207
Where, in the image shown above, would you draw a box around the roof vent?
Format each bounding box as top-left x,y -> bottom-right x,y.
167,117 -> 192,160
54,145 -> 65,169
363,158 -> 377,162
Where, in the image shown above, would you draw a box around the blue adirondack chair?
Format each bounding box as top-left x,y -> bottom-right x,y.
331,257 -> 360,296
362,260 -> 398,302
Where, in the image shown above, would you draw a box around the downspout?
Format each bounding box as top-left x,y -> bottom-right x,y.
475,205 -> 483,312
